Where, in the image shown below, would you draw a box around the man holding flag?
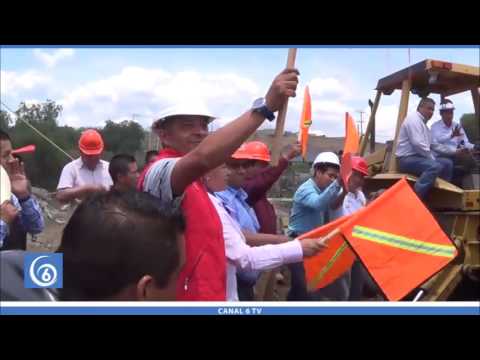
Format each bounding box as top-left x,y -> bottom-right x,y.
287,151 -> 346,300
300,177 -> 457,301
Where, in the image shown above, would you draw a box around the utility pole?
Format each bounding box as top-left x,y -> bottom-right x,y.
355,110 -> 366,136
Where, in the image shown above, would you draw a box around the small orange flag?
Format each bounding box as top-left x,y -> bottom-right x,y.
298,86 -> 312,160
339,178 -> 458,301
301,214 -> 356,291
343,112 -> 359,155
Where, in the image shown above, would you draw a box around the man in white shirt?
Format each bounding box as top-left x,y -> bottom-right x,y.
430,99 -> 478,181
395,98 -> 454,199
204,164 -> 327,301
56,129 -> 113,203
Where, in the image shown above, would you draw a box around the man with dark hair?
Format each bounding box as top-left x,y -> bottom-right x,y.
0,130 -> 44,250
396,97 -> 453,198
57,191 -> 185,301
287,151 -> 346,300
109,154 -> 139,193
145,150 -> 158,166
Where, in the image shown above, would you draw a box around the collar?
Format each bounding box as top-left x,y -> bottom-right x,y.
416,111 -> 426,122
80,158 -> 103,171
226,186 -> 248,201
309,177 -> 324,192
441,120 -> 454,129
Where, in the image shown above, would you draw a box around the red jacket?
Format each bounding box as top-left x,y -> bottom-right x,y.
243,157 -> 289,234
138,148 -> 226,301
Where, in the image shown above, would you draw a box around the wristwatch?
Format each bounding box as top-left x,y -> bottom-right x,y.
252,97 -> 275,121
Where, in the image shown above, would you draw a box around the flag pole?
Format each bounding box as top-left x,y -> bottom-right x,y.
412,290 -> 424,302
271,48 -> 297,166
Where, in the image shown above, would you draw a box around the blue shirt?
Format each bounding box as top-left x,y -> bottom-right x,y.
215,187 -> 260,233
0,194 -> 45,248
215,186 -> 261,285
288,178 -> 342,236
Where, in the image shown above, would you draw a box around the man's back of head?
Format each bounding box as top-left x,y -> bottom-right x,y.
57,190 -> 185,301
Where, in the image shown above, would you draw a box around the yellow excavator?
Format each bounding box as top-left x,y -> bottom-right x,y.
360,59 -> 479,300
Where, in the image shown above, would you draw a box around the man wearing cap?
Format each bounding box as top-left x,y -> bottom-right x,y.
56,129 -> 113,203
138,68 -> 299,301
287,151 -> 346,300
396,98 -> 454,199
328,156 -> 372,301
215,141 -> 301,300
0,130 -> 44,250
430,99 -> 478,183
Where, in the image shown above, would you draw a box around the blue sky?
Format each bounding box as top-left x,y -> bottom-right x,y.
1,46 -> 478,142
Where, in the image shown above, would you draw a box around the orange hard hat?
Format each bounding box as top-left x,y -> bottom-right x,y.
351,156 -> 369,176
232,141 -> 270,162
79,129 -> 104,155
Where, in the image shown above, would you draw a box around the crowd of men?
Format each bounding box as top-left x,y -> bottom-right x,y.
0,68 -> 478,301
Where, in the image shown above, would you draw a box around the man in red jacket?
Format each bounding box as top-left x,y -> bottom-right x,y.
138,68 -> 300,300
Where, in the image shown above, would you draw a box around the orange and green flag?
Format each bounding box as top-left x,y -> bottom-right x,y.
343,112 -> 359,155
298,86 -> 312,160
338,178 -> 458,301
301,214 -> 356,291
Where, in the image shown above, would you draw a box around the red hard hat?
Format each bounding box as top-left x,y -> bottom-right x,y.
232,141 -> 270,162
79,129 -> 104,155
351,156 -> 369,176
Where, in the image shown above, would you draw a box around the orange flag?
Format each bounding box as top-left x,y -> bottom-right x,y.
340,152 -> 353,193
301,214 -> 356,291
343,112 -> 359,155
298,86 -> 312,160
338,178 -> 458,301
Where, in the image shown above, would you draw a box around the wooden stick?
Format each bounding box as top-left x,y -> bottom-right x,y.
270,48 -> 297,166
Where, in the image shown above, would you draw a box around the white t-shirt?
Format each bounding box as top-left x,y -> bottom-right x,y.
342,190 -> 367,216
208,193 -> 303,301
330,188 -> 367,220
57,158 -> 113,190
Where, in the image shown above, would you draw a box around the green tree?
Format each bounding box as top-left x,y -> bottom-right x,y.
0,110 -> 12,131
10,100 -> 78,190
100,120 -> 145,155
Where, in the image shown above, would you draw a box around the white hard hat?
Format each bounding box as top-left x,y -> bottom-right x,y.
313,152 -> 340,167
439,102 -> 455,111
0,165 -> 12,204
152,103 -> 216,129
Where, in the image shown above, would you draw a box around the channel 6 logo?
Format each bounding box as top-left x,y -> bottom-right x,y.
24,253 -> 63,289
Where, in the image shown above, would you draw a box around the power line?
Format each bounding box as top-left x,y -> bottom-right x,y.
1,101 -> 74,161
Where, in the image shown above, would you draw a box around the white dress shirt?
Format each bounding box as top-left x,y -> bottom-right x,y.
395,111 -> 435,159
430,119 -> 474,156
208,193 -> 303,301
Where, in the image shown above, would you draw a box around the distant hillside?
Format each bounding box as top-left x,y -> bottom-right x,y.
250,129 -> 386,162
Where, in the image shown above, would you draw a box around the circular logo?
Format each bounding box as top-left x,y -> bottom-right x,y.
29,256 -> 58,287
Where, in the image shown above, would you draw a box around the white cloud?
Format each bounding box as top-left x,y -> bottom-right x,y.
1,70 -> 51,97
309,77 -> 351,99
366,103 -> 399,143
33,48 -> 75,68
57,66 -> 261,128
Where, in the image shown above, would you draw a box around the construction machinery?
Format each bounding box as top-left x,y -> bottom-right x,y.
359,59 -> 480,300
